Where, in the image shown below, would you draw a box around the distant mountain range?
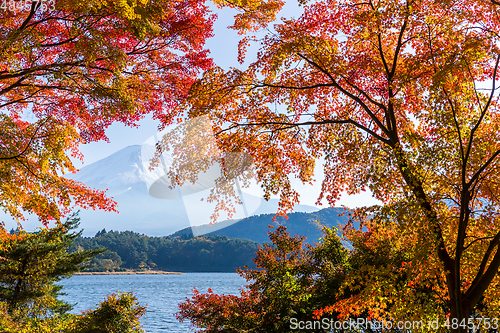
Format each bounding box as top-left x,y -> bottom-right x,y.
170,207 -> 350,244
1,145 -> 319,237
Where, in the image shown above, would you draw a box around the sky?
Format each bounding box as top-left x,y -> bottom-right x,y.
73,3 -> 381,210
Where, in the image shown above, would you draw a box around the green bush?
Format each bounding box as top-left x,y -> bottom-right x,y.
0,213 -> 146,332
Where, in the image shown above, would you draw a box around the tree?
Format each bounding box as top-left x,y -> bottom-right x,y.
0,0 -> 211,223
68,291 -> 146,333
173,0 -> 500,330
176,225 -> 351,333
177,225 -> 425,332
0,291 -> 146,333
0,0 -> 284,225
0,213 -> 146,333
0,212 -> 103,315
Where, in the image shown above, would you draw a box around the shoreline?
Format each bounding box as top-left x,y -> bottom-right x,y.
75,270 -> 182,275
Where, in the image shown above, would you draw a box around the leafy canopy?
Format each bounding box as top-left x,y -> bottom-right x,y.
174,0 -> 500,329
0,0 -> 283,224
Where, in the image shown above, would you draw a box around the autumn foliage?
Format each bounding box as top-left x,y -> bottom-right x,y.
0,0 -> 288,225
176,225 -> 350,333
176,0 -> 500,330
0,0 -> 219,223
4,0 -> 500,329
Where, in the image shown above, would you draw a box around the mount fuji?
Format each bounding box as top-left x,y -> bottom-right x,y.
1,145 -> 319,237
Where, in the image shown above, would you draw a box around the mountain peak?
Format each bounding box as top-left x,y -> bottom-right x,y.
73,145 -> 146,194
2,144 -> 320,237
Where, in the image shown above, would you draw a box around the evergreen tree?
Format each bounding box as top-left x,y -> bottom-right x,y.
0,212 -> 104,316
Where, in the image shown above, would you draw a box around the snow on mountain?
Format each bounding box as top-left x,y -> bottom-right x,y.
1,145 -> 319,237
71,145 -> 146,196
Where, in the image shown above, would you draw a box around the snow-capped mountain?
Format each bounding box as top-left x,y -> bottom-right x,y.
65,145 -> 194,236
1,145 -> 318,236
72,145 -> 147,197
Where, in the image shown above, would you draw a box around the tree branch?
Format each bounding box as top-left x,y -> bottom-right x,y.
0,118 -> 50,161
216,118 -> 390,144
465,53 -> 500,175
468,148 -> 500,186
297,53 -> 392,142
463,230 -> 500,313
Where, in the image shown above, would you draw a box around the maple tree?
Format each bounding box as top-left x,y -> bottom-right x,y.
173,0 -> 500,330
0,0 -> 284,225
0,0 -> 212,223
177,225 -> 352,333
177,225 -> 419,333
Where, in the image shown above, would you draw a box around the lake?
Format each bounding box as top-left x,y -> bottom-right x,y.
58,273 -> 247,333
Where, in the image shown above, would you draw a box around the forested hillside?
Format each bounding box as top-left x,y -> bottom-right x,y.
171,207 -> 348,244
68,231 -> 260,272
68,207 -> 349,273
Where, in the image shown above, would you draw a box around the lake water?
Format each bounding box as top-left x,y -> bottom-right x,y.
58,273 -> 247,333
